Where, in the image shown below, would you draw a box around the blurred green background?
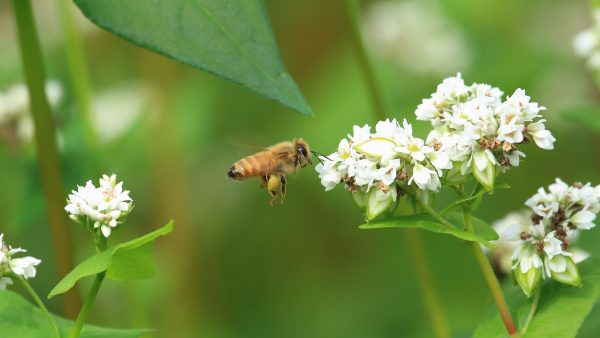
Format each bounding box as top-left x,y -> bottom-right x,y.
1,0 -> 600,337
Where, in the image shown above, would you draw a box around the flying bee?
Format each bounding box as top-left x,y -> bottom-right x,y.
227,138 -> 324,205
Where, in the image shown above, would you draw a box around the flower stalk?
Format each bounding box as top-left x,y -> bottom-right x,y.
462,206 -> 519,337
10,0 -> 79,317
69,236 -> 108,338
521,288 -> 542,335
16,274 -> 61,338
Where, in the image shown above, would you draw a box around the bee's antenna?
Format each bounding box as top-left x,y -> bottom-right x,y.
311,150 -> 332,165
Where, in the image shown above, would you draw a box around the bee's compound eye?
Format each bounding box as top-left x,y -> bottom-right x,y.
298,145 -> 308,157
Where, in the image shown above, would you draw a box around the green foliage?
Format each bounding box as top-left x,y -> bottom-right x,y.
0,290 -> 151,337
440,183 -> 511,215
562,106 -> 600,133
74,0 -> 312,115
359,212 -> 497,247
474,258 -> 600,338
49,221 -> 174,298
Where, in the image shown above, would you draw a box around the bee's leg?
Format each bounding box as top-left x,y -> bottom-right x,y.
279,174 -> 287,204
259,175 -> 268,189
267,174 -> 281,206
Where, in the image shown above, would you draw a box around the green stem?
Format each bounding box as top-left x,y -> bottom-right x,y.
16,275 -> 61,338
463,209 -> 519,337
69,237 -> 108,338
10,0 -> 79,318
55,0 -> 96,143
403,229 -> 451,338
413,192 -> 454,229
521,288 -> 541,335
344,0 -> 386,121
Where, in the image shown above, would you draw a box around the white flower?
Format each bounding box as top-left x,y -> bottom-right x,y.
410,163 -> 438,190
0,234 -> 42,286
526,120 -> 555,150
65,174 -> 133,238
315,161 -> 342,191
415,74 -> 552,190
513,243 -> 543,274
10,257 -> 41,279
570,209 -> 596,230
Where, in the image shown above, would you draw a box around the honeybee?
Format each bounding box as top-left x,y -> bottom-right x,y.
227,138 -> 313,206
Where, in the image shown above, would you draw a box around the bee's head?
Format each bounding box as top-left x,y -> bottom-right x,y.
294,138 -> 312,168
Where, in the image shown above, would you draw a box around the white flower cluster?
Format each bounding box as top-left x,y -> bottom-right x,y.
503,179 -> 598,296
316,74 -> 554,220
316,118 -> 452,219
573,9 -> 600,72
362,1 -> 471,75
416,73 -> 554,190
0,234 -> 41,289
65,174 -> 133,238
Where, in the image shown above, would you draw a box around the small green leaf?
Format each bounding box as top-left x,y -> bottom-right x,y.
562,106 -> 600,133
0,290 -> 152,337
440,183 -> 510,215
74,0 -> 312,115
474,258 -> 600,338
359,212 -> 497,247
49,221 -> 173,298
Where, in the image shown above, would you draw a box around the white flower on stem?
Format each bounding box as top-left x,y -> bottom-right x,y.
569,209 -> 596,230
65,174 -> 133,238
513,243 -> 543,274
526,120 -> 555,150
10,257 -> 41,279
0,234 -> 42,288
316,160 -> 343,191
427,150 -> 452,175
378,159 -> 401,186
410,163 -> 438,191
349,124 -> 371,144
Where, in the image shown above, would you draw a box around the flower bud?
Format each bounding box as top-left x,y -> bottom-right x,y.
514,264 -> 542,297
472,149 -> 496,192
354,137 -> 396,159
549,255 -> 582,287
351,189 -> 368,210
366,186 -> 397,221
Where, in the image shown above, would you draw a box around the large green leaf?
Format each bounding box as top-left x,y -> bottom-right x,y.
359,212 -> 497,247
474,258 -> 600,338
562,106 -> 600,133
74,0 -> 312,115
0,290 -> 151,337
49,221 -> 173,298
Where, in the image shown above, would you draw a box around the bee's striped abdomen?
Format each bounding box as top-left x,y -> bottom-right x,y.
227,152 -> 272,180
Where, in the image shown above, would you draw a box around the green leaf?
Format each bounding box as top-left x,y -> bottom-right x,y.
74,0 -> 312,115
440,183 -> 510,215
359,212 -> 497,247
474,258 -> 600,338
49,221 -> 173,298
0,290 -> 151,337
562,106 -> 600,133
